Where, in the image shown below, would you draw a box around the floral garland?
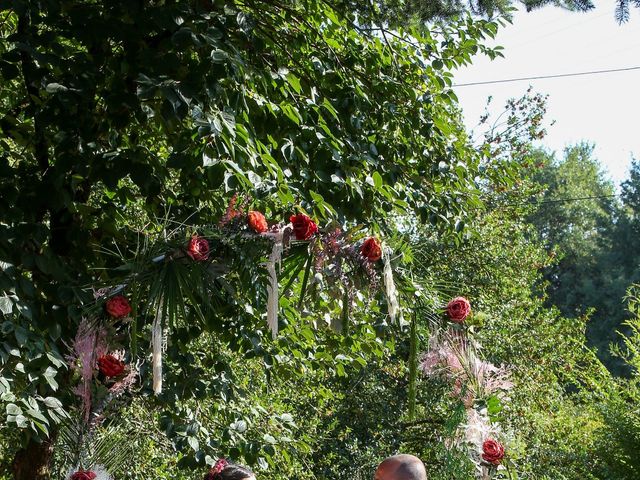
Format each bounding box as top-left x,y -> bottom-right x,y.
420,296 -> 511,478
161,200 -> 392,386
65,196 -> 398,468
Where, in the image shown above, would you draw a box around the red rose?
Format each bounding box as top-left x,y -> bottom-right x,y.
97,354 -> 125,378
360,237 -> 382,262
289,213 -> 318,240
248,211 -> 268,233
70,470 -> 97,480
187,235 -> 210,261
446,296 -> 471,323
105,295 -> 131,318
482,438 -> 505,465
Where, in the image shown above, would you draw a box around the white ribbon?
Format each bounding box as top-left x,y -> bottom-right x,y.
152,297 -> 164,394
264,231 -> 284,339
383,246 -> 401,324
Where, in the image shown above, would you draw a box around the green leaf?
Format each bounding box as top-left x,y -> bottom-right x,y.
15,414 -> 27,428
43,367 -> 59,391
14,326 -> 28,346
45,83 -> 69,93
43,397 -> 63,409
26,409 -> 49,425
31,420 -> 49,436
0,296 -> 13,314
231,420 -> 247,433
281,104 -> 301,125
6,403 -> 22,416
372,171 -> 383,189
187,436 -> 199,451
46,353 -> 65,368
286,73 -> 302,94
211,50 -> 228,63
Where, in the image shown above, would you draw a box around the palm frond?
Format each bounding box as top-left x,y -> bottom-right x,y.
54,417 -> 135,475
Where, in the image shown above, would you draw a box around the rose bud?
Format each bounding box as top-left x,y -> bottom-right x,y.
105,295 -> 132,319
247,211 -> 268,233
97,354 -> 125,378
482,438 -> 505,465
289,213 -> 318,240
360,237 -> 382,262
187,235 -> 210,261
446,296 -> 471,323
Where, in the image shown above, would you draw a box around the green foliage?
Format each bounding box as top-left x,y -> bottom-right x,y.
2,0 -> 638,479
615,159 -> 640,285
527,144 -> 616,267
524,145 -> 640,374
0,311 -> 69,437
595,285 -> 640,479
405,145 -> 616,478
0,1 -> 509,472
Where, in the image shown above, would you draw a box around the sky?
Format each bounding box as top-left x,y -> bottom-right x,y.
452,0 -> 640,186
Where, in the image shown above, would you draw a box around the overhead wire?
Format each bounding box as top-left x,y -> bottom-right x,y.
495,192 -> 621,207
453,65 -> 640,87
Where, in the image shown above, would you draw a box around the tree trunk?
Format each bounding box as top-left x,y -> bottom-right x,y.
12,435 -> 56,480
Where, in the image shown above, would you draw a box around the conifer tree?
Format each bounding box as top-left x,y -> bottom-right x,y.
363,0 -> 638,25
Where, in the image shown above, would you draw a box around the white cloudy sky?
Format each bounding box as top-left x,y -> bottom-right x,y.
452,0 -> 640,186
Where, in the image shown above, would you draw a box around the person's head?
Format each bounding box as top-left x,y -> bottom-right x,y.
204,459 -> 255,480
374,454 -> 427,480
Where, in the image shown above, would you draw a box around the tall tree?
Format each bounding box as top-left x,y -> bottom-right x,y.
525,145 -> 637,372
616,159 -> 640,277
528,144 -> 616,311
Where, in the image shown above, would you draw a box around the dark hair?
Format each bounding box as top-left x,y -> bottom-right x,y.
204,464 -> 254,480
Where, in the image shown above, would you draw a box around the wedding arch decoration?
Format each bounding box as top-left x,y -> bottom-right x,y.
420,296 -> 513,479
62,195 -> 399,475
0,0 -> 515,475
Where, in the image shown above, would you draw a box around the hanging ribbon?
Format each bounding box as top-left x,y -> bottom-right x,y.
383,246 -> 401,324
265,230 -> 284,339
152,296 -> 164,394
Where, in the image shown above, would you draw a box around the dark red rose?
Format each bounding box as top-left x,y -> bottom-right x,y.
446,296 -> 471,323
187,235 -> 210,261
70,470 -> 97,480
482,438 -> 505,465
289,213 -> 318,240
247,211 -> 268,233
360,237 -> 382,262
97,354 -> 125,378
105,295 -> 131,318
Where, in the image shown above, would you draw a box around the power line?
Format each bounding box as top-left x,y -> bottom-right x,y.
453,65 -> 640,87
527,193 -> 620,205
491,193 -> 622,209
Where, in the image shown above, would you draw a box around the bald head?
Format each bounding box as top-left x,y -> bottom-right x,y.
374,454 -> 427,480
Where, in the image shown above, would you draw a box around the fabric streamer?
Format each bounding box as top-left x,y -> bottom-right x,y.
383,246 -> 401,324
265,231 -> 284,339
152,297 -> 164,394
